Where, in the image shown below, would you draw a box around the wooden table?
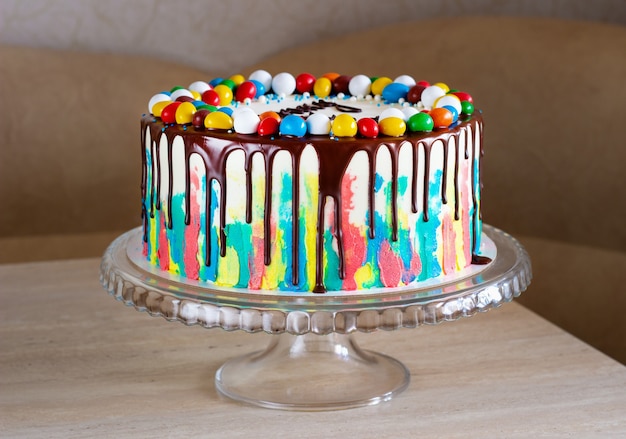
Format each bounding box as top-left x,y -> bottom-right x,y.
1,258 -> 625,438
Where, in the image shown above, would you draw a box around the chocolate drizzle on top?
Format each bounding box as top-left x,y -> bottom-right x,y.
277,99 -> 362,118
140,113 -> 486,293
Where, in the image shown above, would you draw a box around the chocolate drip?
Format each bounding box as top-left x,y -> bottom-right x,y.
278,99 -> 362,118
140,113 -> 483,292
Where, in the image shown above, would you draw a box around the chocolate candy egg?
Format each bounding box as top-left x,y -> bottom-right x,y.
235,81 -> 257,102
333,75 -> 352,95
407,112 -> 434,132
348,74 -> 371,97
192,109 -> 212,128
204,111 -> 233,130
357,117 -> 379,138
213,84 -> 233,106
332,114 -> 358,137
248,70 -> 272,93
170,88 -> 194,102
379,107 -> 406,121
313,77 -> 332,98
201,89 -> 220,106
161,102 -> 182,124
407,85 -> 426,104
280,114 -> 307,137
429,107 -> 453,128
420,85 -> 446,108
379,117 -> 406,137
148,93 -> 171,114
233,108 -> 260,134
306,113 -> 331,135
188,81 -> 211,94
382,82 -> 410,103
258,116 -> 280,136
433,94 -> 462,115
296,73 -> 316,94
371,77 -> 392,96
151,100 -> 172,117
393,75 -> 416,88
175,101 -> 197,125
272,72 -> 296,96
461,101 -> 474,115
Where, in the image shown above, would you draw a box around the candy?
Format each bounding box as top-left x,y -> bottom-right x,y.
442,105 -> 459,123
201,89 -> 221,106
175,101 -> 197,125
204,111 -> 233,130
188,81 -> 212,94
248,79 -> 266,98
322,72 -> 340,82
219,79 -> 236,90
306,113 -> 331,135
331,114 -> 358,137
233,108 -> 260,134
461,100 -> 474,115
229,74 -> 245,86
332,75 -> 352,95
170,88 -> 194,101
313,77 -> 332,98
217,107 -> 233,116
248,70 -> 273,93
451,91 -> 473,104
420,85 -> 446,108
382,82 -> 410,103
429,107 -> 453,128
379,107 -> 406,121
371,77 -> 392,96
348,74 -> 371,97
271,72 -> 296,95
432,82 -> 450,93
258,116 -> 280,136
160,102 -> 182,124
235,81 -> 257,102
416,80 -> 430,87
148,93 -> 171,114
357,117 -> 379,138
213,84 -> 233,106
175,96 -> 195,103
279,114 -> 307,137
190,90 -> 201,100
402,106 -> 420,121
379,117 -> 406,137
407,112 -> 434,132
259,111 -> 281,122
192,109 -> 212,128
151,100 -> 172,117
433,94 -> 462,115
393,75 -> 416,88
209,78 -> 223,87
407,85 -> 426,104
296,73 -> 316,94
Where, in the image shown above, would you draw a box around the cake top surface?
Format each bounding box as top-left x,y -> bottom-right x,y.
146,70 -> 476,139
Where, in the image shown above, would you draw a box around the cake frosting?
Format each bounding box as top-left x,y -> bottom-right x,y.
141,71 -> 488,293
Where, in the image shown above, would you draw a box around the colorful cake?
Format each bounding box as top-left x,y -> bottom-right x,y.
141,71 -> 489,293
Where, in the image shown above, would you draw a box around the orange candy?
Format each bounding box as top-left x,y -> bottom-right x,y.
429,107 -> 454,128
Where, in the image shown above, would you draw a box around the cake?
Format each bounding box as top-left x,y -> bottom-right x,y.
141,71 -> 489,293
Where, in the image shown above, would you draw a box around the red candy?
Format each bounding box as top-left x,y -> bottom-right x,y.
407,85 -> 427,104
160,102 -> 182,124
192,109 -> 211,128
201,89 -> 220,106
235,81 -> 257,102
357,117 -> 379,138
451,91 -> 473,103
416,80 -> 430,87
295,73 -> 316,94
258,116 -> 280,136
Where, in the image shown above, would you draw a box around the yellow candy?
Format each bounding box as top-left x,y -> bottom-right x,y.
190,90 -> 201,100
214,84 -> 233,106
332,114 -> 358,137
313,77 -> 332,98
175,102 -> 196,125
229,74 -> 246,86
432,82 -> 450,93
379,117 -> 406,137
151,100 -> 172,117
204,111 -> 234,130
371,77 -> 393,96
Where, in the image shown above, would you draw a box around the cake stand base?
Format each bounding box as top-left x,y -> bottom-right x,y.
215,332 -> 410,411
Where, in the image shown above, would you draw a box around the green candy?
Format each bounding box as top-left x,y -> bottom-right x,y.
461,101 -> 474,115
220,79 -> 237,90
407,112 -> 434,132
170,85 -> 185,93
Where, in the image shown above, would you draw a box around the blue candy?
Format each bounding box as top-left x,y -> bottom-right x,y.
279,115 -> 307,137
249,79 -> 266,98
442,105 -> 459,123
382,82 -> 410,103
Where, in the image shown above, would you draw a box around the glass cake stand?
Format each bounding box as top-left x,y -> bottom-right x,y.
99,224 -> 531,411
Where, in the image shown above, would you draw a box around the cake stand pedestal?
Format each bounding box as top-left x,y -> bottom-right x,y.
100,224 -> 531,411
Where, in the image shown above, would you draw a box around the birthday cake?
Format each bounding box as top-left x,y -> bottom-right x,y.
141,71 -> 488,293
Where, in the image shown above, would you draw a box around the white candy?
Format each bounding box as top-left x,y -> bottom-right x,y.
394,75 -> 416,88
271,72 -> 296,95
433,94 -> 462,114
148,93 -> 171,113
348,74 -> 371,97
169,88 -> 194,101
402,106 -> 420,120
420,85 -> 447,109
232,108 -> 260,134
248,70 -> 273,93
188,81 -> 211,94
379,107 -> 406,121
306,113 -> 331,135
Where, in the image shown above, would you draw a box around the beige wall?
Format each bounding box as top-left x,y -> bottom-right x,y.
1,0 -> 625,74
